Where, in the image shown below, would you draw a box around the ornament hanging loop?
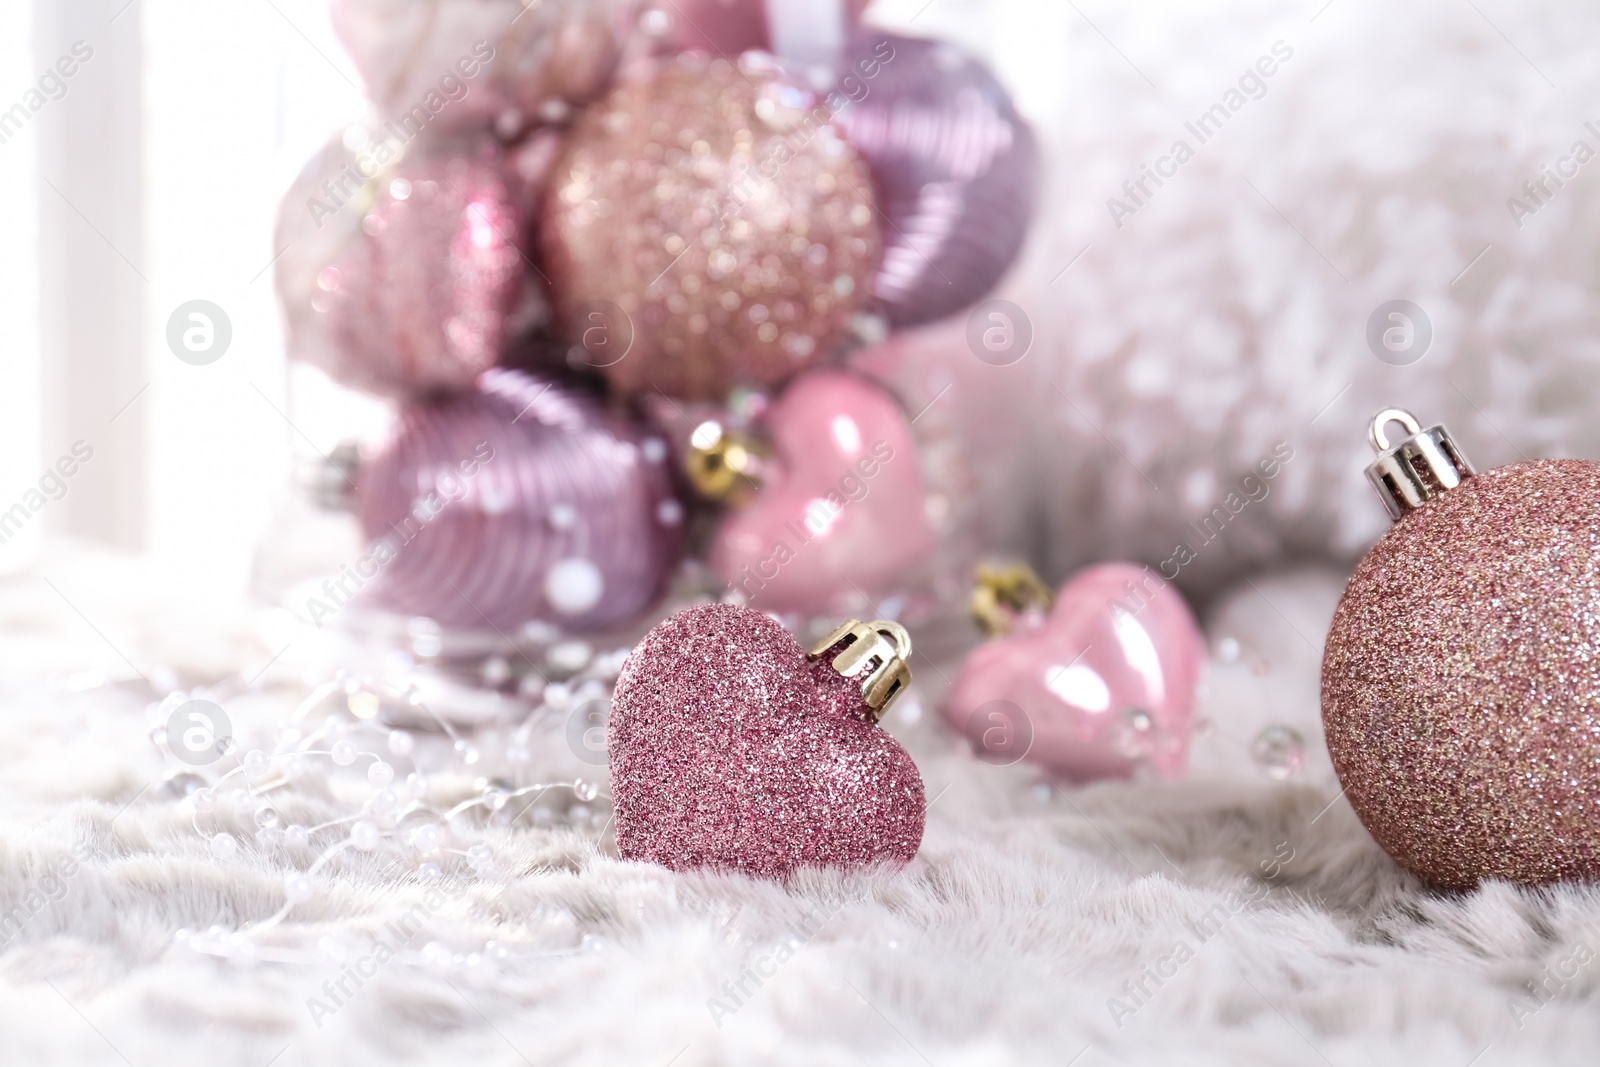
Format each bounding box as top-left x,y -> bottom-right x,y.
1368,408 -> 1423,452
1364,408 -> 1475,521
809,619 -> 912,721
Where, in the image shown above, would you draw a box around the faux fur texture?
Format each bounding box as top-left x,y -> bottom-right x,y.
3,554 -> 1599,1066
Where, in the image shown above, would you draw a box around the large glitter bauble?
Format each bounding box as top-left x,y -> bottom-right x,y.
275,136 -> 525,397
943,564 -> 1203,781
713,370 -> 933,617
542,55 -> 881,402
355,369 -> 684,632
1323,411 -> 1600,887
834,32 -> 1038,330
331,0 -> 632,134
608,603 -> 924,877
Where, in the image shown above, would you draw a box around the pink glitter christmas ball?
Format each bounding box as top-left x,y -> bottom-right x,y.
542,56 -> 880,401
608,603 -> 925,877
355,369 -> 684,632
1324,458 -> 1600,887
276,139 -> 526,397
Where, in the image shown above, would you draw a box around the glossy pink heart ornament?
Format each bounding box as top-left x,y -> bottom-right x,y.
944,564 -> 1204,781
609,604 -> 926,877
711,372 -> 934,616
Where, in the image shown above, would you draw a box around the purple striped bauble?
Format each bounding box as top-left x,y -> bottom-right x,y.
356,369 -> 685,633
836,32 -> 1039,330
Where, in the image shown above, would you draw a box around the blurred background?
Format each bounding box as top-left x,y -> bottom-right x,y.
6,0 -> 1598,613
0,0 -> 1064,599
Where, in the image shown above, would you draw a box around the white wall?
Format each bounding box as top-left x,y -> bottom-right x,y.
0,2 -> 41,573
143,0 -> 376,599
9,0 -> 389,596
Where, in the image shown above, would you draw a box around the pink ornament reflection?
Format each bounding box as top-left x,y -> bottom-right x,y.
944,563 -> 1204,781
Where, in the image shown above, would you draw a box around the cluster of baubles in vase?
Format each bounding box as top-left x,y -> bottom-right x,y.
273,0 -> 1039,635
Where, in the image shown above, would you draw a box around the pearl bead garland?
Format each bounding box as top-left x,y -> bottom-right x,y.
157,670 -> 615,971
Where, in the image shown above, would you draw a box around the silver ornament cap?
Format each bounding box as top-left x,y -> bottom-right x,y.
1365,408 -> 1476,521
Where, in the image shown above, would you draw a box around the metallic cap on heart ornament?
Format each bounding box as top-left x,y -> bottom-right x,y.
808,619 -> 913,721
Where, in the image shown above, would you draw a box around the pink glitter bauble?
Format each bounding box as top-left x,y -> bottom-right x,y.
713,371 -> 934,616
1325,454 -> 1600,887
835,32 -> 1038,329
355,369 -> 684,632
276,139 -> 525,397
542,56 -> 880,401
943,564 -> 1204,781
609,603 -> 925,877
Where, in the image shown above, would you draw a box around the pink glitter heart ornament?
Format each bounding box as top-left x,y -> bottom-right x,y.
943,564 -> 1204,781
711,372 -> 935,616
608,603 -> 926,877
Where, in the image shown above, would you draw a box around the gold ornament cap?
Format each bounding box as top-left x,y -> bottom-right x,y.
807,619 -> 912,722
685,420 -> 767,501
1365,408 -> 1476,521
970,561 -> 1055,637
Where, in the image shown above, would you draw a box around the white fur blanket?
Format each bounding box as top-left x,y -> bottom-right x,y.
2,552 -> 1597,1066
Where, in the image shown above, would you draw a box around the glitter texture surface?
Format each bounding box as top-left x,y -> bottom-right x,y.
608,603 -> 925,878
543,56 -> 881,401
1322,460 -> 1600,887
